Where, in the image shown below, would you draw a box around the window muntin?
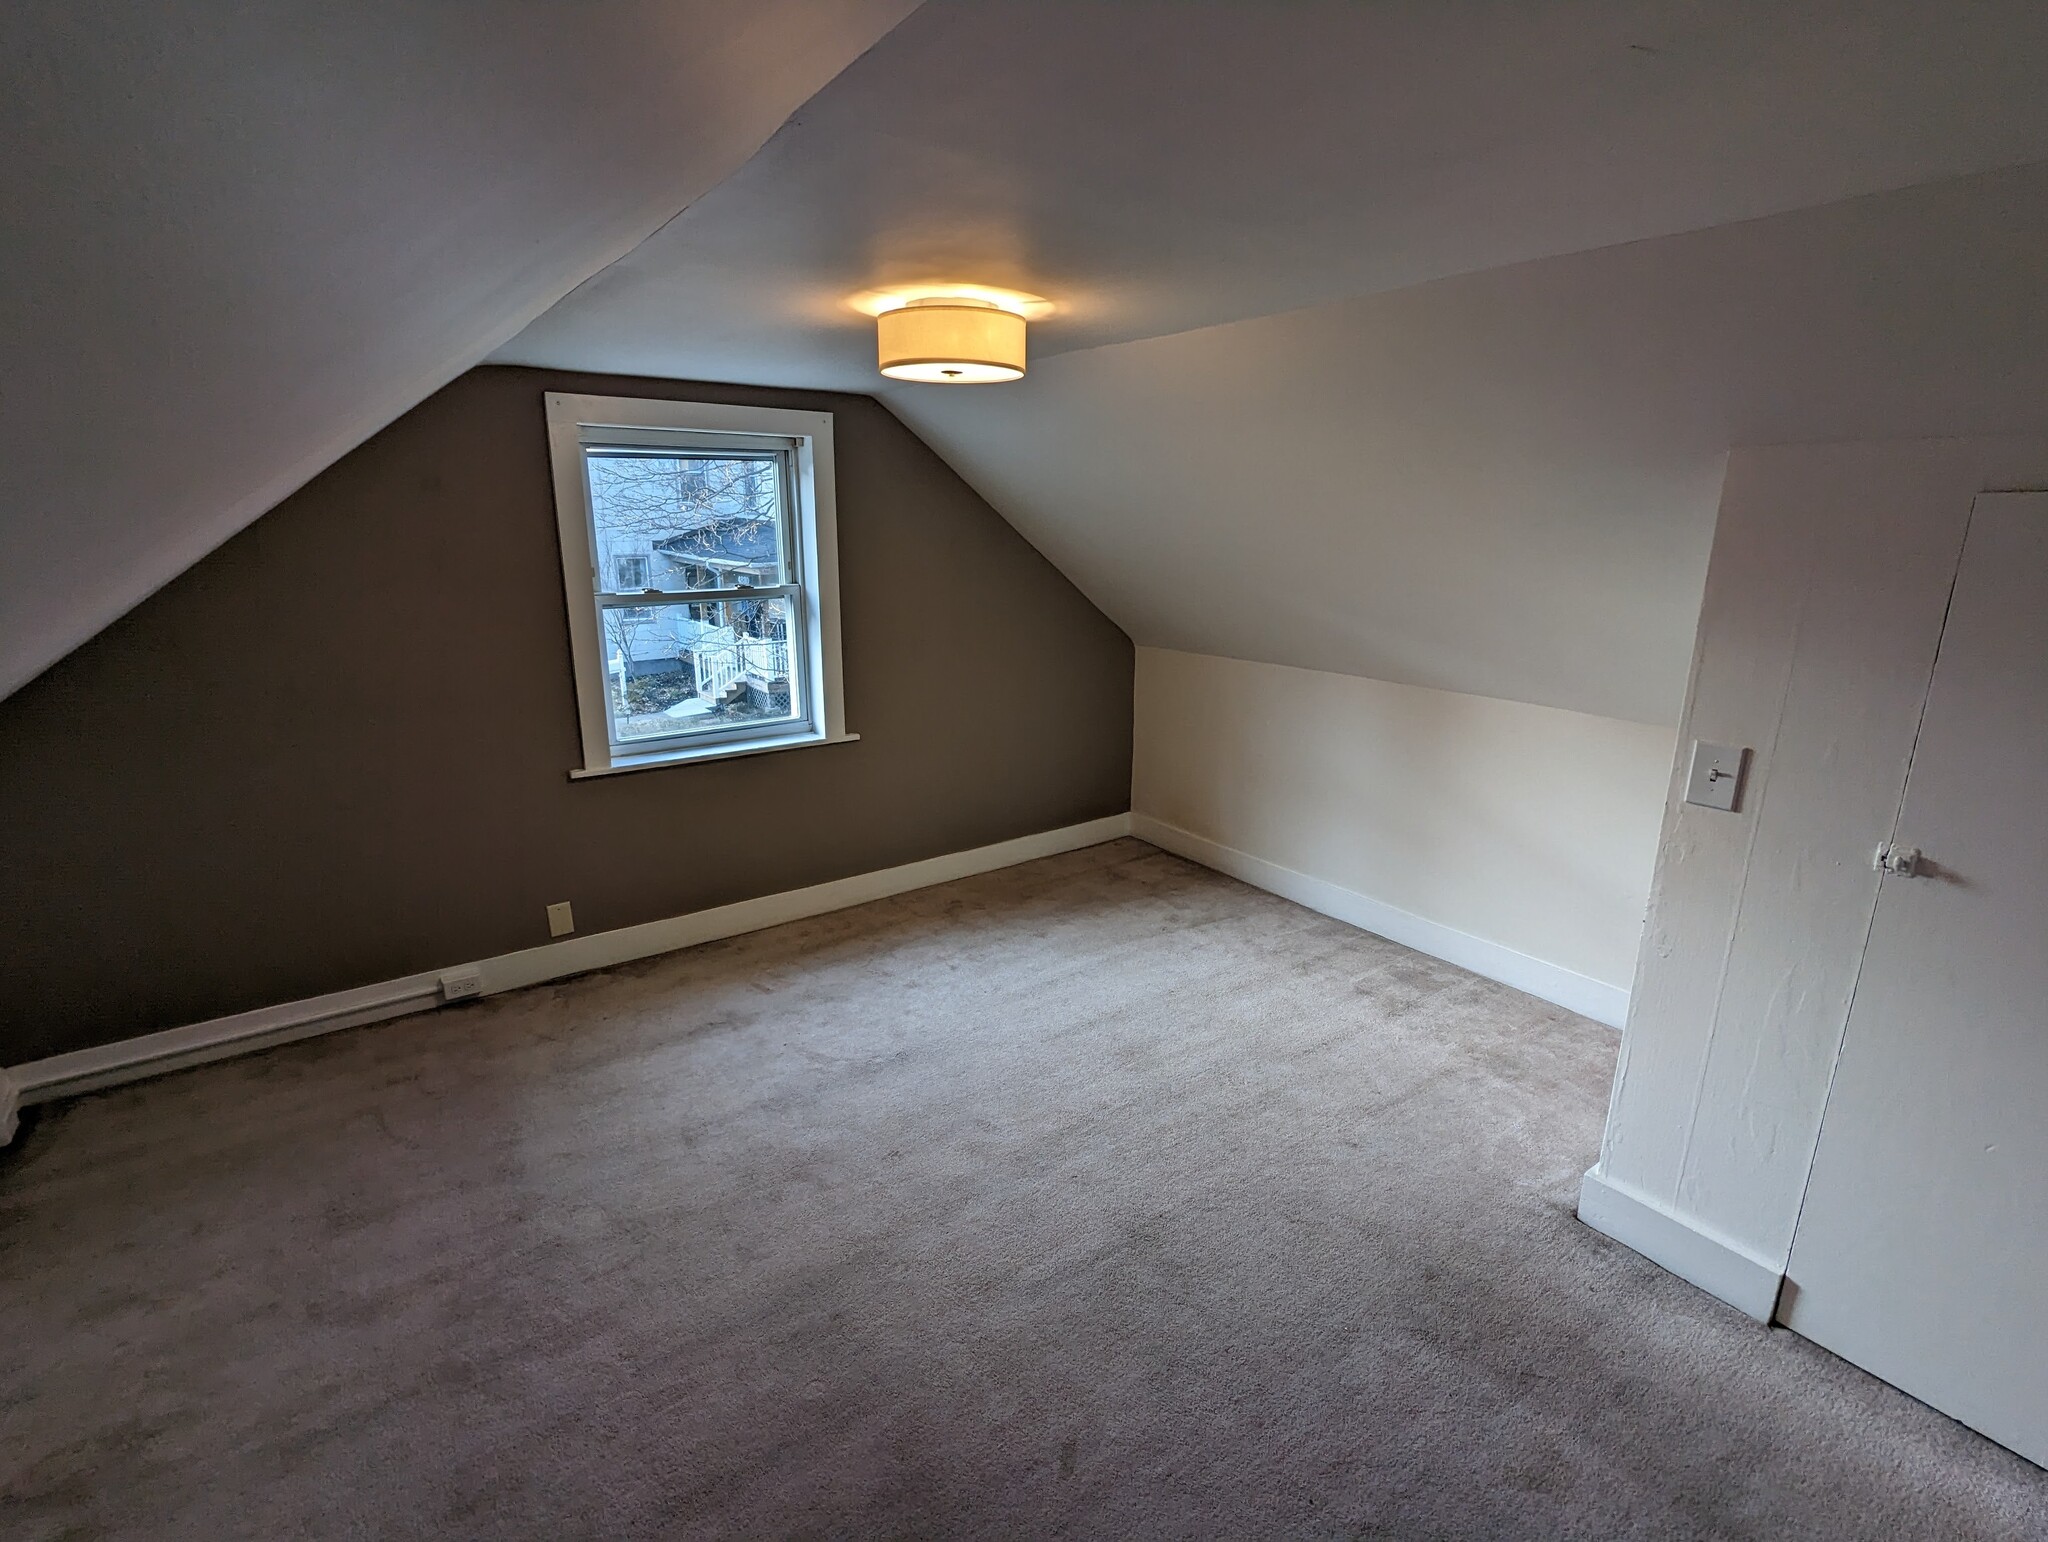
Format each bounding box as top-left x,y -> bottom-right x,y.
547,394 -> 846,776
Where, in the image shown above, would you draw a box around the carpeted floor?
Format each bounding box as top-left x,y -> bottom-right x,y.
2,839 -> 2042,1540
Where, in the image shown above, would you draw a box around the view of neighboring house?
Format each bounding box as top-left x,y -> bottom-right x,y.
588,453 -> 794,738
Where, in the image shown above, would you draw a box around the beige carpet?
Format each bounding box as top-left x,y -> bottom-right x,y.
2,839 -> 2042,1540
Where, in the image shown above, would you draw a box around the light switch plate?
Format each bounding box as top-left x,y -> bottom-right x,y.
1684,741 -> 1748,812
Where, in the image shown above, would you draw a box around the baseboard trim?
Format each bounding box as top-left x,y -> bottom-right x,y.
1130,814 -> 1629,1027
16,975 -> 451,1107
1577,1166 -> 1784,1323
0,1066 -> 19,1147
475,812 -> 1128,996
5,813 -> 1133,1120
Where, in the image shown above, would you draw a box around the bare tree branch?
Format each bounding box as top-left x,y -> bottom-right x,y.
588,454 -> 779,560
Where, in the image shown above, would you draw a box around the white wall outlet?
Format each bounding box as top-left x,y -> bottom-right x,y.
1684,741 -> 1749,812
546,900 -> 576,938
439,969 -> 482,1003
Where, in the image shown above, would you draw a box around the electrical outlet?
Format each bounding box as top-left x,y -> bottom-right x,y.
547,900 -> 576,938
439,969 -> 481,1003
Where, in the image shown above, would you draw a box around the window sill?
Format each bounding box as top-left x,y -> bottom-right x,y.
568,729 -> 859,780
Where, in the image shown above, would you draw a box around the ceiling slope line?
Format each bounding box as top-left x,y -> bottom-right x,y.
0,0 -> 923,700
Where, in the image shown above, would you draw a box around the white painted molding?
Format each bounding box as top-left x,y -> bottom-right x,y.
16,976 -> 449,1107
475,813 -> 1128,995
1130,814 -> 1630,1028
11,813 -> 1133,1112
0,1066 -> 20,1147
545,394 -> 849,777
1577,1166 -> 1785,1323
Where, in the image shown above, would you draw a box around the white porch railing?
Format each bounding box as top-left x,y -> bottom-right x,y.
692,628 -> 789,700
738,635 -> 789,683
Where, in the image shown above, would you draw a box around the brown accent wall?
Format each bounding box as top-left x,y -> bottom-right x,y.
0,367 -> 1133,1063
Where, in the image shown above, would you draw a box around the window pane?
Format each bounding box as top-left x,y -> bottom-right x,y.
598,597 -> 801,744
586,452 -> 786,593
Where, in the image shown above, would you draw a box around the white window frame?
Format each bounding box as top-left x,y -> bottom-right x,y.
545,392 -> 853,778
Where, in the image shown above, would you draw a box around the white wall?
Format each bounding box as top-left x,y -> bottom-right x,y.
1585,435 -> 2048,1318
1131,648 -> 1672,1024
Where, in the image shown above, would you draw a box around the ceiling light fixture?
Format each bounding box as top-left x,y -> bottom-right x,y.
874,293 -> 1030,384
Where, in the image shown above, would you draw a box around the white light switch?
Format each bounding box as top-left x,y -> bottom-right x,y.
1685,741 -> 1748,812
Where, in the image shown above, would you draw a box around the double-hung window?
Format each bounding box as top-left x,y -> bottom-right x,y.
546,393 -> 850,776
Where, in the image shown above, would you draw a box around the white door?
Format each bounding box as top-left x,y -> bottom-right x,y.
1781,491 -> 2048,1466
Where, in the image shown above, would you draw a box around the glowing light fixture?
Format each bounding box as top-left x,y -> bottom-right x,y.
875,295 -> 1028,384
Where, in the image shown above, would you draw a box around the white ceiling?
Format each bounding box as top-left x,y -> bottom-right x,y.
17,1 -> 2048,722
889,163 -> 2048,725
0,0 -> 917,698
501,0 -> 2048,385
494,0 -> 2048,724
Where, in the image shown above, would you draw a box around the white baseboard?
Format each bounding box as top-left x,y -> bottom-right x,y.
1130,814 -> 1630,1028
3,813 -> 1133,1123
0,1066 -> 19,1148
475,812 -> 1127,994
1577,1166 -> 1784,1323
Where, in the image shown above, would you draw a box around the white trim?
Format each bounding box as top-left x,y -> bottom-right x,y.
544,393 -> 847,775
473,813 -> 1127,995
0,1066 -> 19,1147
568,729 -> 860,780
13,976 -> 448,1107
1578,1166 -> 1785,1323
1130,814 -> 1630,1028
4,814 -> 1133,1119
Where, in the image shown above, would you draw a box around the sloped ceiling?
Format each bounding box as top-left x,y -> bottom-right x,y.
497,0 -> 2048,725
890,165 -> 2048,725
18,2 -> 2048,723
0,0 -> 919,699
